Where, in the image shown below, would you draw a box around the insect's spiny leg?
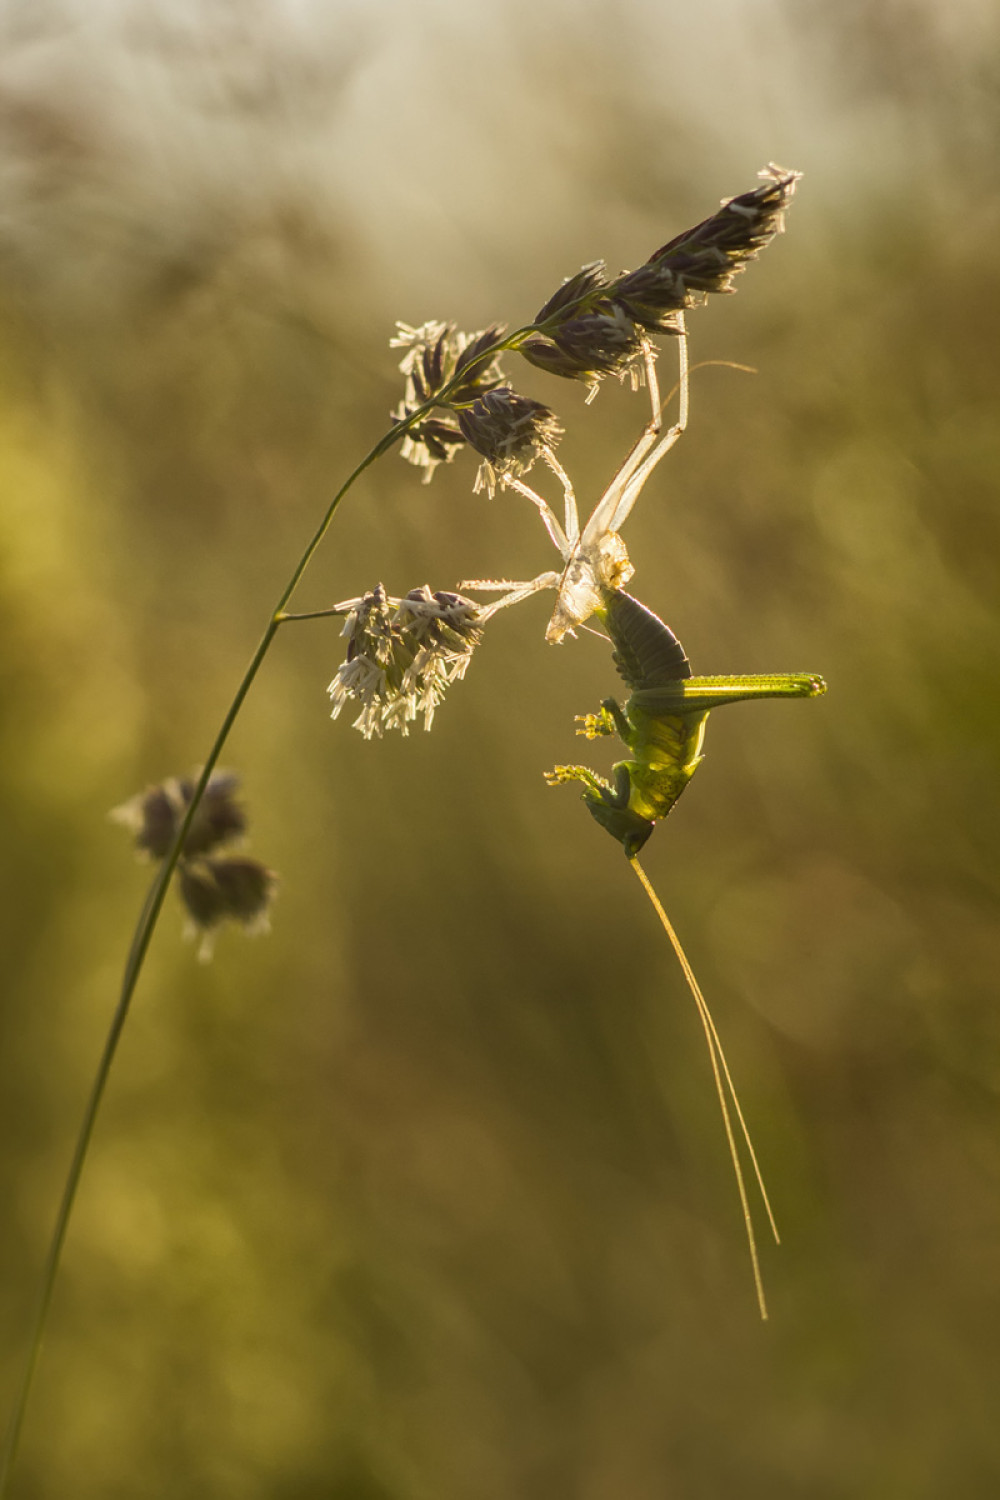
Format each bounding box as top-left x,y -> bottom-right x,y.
458,579 -> 527,591
598,338 -> 663,500
677,311 -> 689,431
576,333 -> 673,551
577,420 -> 660,551
643,337 -> 663,436
542,449 -> 580,548
505,477 -> 570,558
606,317 -> 689,536
462,571 -> 562,620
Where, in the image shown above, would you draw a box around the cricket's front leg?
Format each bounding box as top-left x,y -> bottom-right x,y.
544,763 -> 612,799
547,758 -> 651,855
603,761 -> 634,810
575,696 -> 632,745
545,760 -> 633,812
575,704 -> 615,739
600,696 -> 633,744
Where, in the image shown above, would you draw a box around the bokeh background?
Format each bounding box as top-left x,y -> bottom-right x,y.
1,1 -> 998,1495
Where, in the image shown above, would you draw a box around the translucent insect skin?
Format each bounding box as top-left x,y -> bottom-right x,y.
547,589 -> 826,858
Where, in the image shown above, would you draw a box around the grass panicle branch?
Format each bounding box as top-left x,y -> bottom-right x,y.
0,339 -> 518,1493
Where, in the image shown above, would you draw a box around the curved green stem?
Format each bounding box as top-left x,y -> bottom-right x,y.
0,320 -> 541,1494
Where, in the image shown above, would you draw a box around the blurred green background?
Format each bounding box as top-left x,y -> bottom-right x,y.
1,0 -> 999,1495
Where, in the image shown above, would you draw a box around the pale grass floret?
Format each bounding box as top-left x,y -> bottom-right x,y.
328,585 -> 483,738
389,320 -> 451,372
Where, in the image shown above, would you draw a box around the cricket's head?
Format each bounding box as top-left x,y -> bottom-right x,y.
583,798 -> 655,858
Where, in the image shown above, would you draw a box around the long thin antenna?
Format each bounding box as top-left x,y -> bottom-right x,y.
629,855 -> 777,1321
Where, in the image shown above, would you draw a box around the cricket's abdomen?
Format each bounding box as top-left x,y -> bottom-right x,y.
622,705 -> 708,822
603,589 -> 691,692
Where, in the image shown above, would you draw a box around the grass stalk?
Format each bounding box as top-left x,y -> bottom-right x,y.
0,325 -> 535,1495
629,856 -> 778,1321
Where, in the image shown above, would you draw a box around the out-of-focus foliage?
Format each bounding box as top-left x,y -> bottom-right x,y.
1,0 -> 999,1495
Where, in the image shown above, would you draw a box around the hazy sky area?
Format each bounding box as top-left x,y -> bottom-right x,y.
1,0 -> 992,316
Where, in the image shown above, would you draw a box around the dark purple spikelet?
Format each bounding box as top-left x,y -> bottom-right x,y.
111,770 -> 245,861
175,772 -> 246,857
179,857 -> 277,932
519,164 -> 800,387
532,261 -> 611,324
121,784 -> 179,860
391,320 -> 509,482
630,163 -> 801,309
112,771 -> 277,955
520,301 -> 646,390
457,388 -> 563,491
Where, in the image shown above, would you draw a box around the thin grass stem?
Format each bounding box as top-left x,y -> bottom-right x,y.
628,855 -> 776,1321
0,321 -> 541,1497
